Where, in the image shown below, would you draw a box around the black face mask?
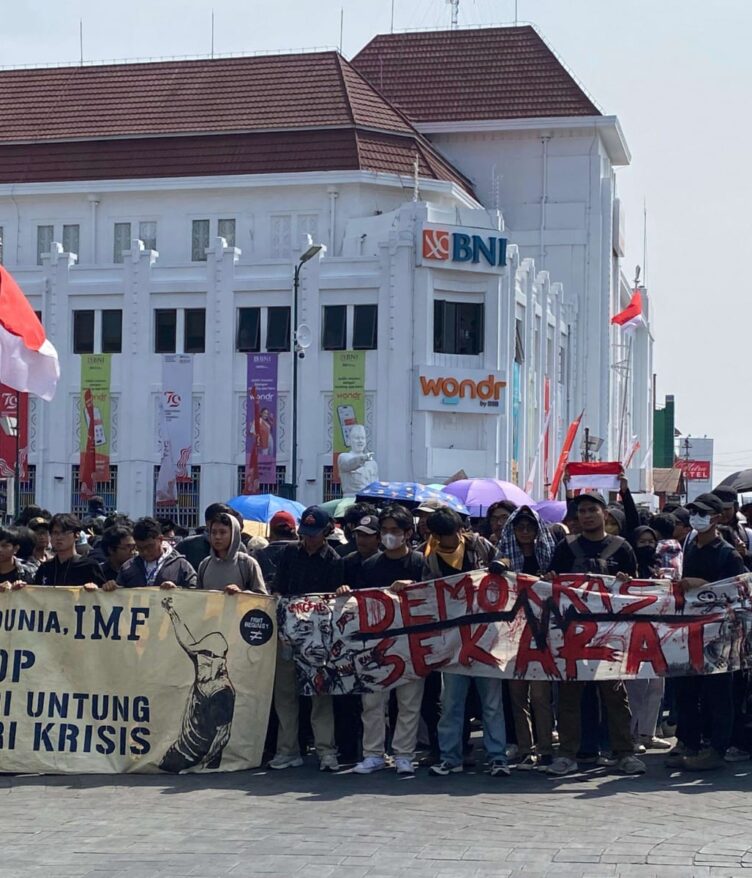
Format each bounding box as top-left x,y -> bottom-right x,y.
635,545 -> 656,566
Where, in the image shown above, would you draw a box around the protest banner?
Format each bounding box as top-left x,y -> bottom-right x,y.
0,384 -> 28,480
79,354 -> 111,499
156,354 -> 193,506
279,571 -> 752,695
0,587 -> 276,774
332,350 -> 365,482
245,353 -> 278,492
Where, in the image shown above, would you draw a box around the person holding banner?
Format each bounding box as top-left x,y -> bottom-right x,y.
197,512 -> 267,595
32,514 -> 106,588
545,493 -> 645,777
117,517 -> 196,589
269,506 -> 343,773
0,527 -> 34,588
495,507 -> 556,769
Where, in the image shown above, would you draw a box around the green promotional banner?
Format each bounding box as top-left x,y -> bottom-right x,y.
79,354 -> 111,494
332,350 -> 365,454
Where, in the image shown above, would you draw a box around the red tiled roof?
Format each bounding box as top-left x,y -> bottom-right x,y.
0,51 -> 473,193
352,26 -> 600,122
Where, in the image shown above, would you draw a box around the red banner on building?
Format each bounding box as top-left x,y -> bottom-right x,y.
676,459 -> 711,481
0,384 -> 28,480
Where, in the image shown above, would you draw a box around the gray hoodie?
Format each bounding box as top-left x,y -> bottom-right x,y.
197,515 -> 268,594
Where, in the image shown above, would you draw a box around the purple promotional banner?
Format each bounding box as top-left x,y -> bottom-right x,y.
245,353 -> 278,493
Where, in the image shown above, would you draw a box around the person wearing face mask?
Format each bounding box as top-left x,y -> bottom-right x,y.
631,526 -> 660,578
338,505 -> 426,775
713,487 -> 752,570
666,493 -> 746,772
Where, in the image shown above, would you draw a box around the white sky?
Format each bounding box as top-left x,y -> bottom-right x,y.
2,0 -> 750,484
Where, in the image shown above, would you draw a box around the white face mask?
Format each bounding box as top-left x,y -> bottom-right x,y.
381,533 -> 405,551
689,513 -> 713,533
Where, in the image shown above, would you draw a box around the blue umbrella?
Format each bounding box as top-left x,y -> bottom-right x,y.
227,494 -> 306,524
356,481 -> 469,515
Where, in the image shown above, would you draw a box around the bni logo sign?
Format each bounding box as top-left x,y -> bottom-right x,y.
422,227 -> 507,268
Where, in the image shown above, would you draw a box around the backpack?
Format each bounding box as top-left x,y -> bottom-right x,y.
566,534 -> 626,575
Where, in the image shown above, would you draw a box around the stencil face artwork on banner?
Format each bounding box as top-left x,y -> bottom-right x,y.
79,354 -> 111,499
244,353 -> 278,493
156,355 -> 193,506
0,587 -> 276,774
279,572 -> 752,695
0,384 -> 28,480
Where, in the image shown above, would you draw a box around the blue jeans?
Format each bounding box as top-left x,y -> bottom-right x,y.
438,674 -> 507,766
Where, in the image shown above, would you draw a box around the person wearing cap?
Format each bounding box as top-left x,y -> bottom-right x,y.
414,498 -> 446,546
495,506 -> 556,769
25,517 -> 52,571
671,507 -> 693,544
713,486 -> 752,570
340,514 -> 381,588
269,505 -> 344,773
334,502 -> 379,558
666,492 -> 746,771
338,504 -> 426,775
253,510 -> 298,592
545,492 -> 644,777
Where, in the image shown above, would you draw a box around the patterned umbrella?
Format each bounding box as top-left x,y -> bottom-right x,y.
443,478 -> 534,516
356,481 -> 469,515
227,494 -> 306,524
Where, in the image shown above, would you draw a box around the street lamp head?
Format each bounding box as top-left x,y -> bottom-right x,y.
299,237 -> 326,265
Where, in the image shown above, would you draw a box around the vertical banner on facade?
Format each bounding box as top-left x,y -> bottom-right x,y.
79,355 -> 111,499
156,355 -> 193,507
244,353 -> 278,494
332,351 -> 365,483
511,362 -> 521,484
0,384 -> 28,480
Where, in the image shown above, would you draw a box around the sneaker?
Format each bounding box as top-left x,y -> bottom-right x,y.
319,754 -> 341,772
683,747 -> 724,771
665,744 -> 695,769
617,754 -> 646,775
429,760 -> 463,776
268,753 -> 303,770
639,735 -> 673,751
546,756 -> 578,776
634,741 -> 647,755
352,755 -> 387,774
515,754 -> 538,771
724,746 -> 751,763
489,760 -> 511,777
596,753 -> 618,767
394,756 -> 415,775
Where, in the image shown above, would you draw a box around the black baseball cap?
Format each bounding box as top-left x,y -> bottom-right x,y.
712,487 -> 738,507
687,493 -> 723,515
672,507 -> 691,526
298,505 -> 332,536
353,514 -> 380,535
571,491 -> 608,509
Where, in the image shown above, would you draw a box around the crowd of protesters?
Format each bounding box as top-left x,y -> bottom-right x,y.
1,475 -> 750,779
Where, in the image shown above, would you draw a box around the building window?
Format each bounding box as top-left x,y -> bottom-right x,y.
63,224 -> 80,256
71,464 -> 118,519
266,307 -> 291,352
218,218 -> 236,248
184,308 -> 206,354
237,465 -> 286,496
434,300 -> 484,356
114,222 -> 131,263
101,310 -> 123,354
19,464 -> 36,509
322,305 -> 347,351
139,221 -> 157,252
237,308 -> 261,352
514,319 -> 525,364
353,304 -> 378,350
270,215 -> 292,259
192,219 -> 210,262
152,465 -> 201,529
37,225 -> 54,265
322,465 -> 343,502
73,310 -> 95,354
155,309 -> 177,354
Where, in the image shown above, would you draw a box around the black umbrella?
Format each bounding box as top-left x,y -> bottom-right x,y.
716,469 -> 752,493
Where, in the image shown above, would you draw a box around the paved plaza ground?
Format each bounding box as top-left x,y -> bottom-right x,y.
2,753 -> 751,878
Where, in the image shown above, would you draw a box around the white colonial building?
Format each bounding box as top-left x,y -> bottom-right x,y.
0,25 -> 652,522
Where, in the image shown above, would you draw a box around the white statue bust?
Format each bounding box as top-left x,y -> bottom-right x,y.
338,424 -> 379,496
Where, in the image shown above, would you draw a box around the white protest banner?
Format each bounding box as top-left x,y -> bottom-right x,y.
156,354 -> 193,506
0,587 -> 276,774
279,572 -> 752,695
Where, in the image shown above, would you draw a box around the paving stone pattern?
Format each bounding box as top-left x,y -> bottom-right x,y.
2,755 -> 751,878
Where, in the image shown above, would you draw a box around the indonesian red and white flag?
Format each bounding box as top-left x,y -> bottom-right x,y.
0,266 -> 59,400
611,290 -> 643,332
567,461 -> 622,492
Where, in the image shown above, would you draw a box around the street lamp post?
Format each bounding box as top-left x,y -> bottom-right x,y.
289,242 -> 325,500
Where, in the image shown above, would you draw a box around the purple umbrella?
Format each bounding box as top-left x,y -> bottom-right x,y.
533,500 -> 567,524
443,478 -> 534,516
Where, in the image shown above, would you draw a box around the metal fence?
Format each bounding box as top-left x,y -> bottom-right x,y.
71,464 -> 119,519
236,465 -> 287,496
322,465 -> 342,503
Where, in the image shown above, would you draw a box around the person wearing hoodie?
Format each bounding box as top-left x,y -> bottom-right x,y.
495,506 -> 556,769
117,517 -> 196,589
197,512 -> 267,595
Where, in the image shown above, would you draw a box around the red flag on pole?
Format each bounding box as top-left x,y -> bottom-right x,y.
548,410 -> 584,499
611,290 -> 643,330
